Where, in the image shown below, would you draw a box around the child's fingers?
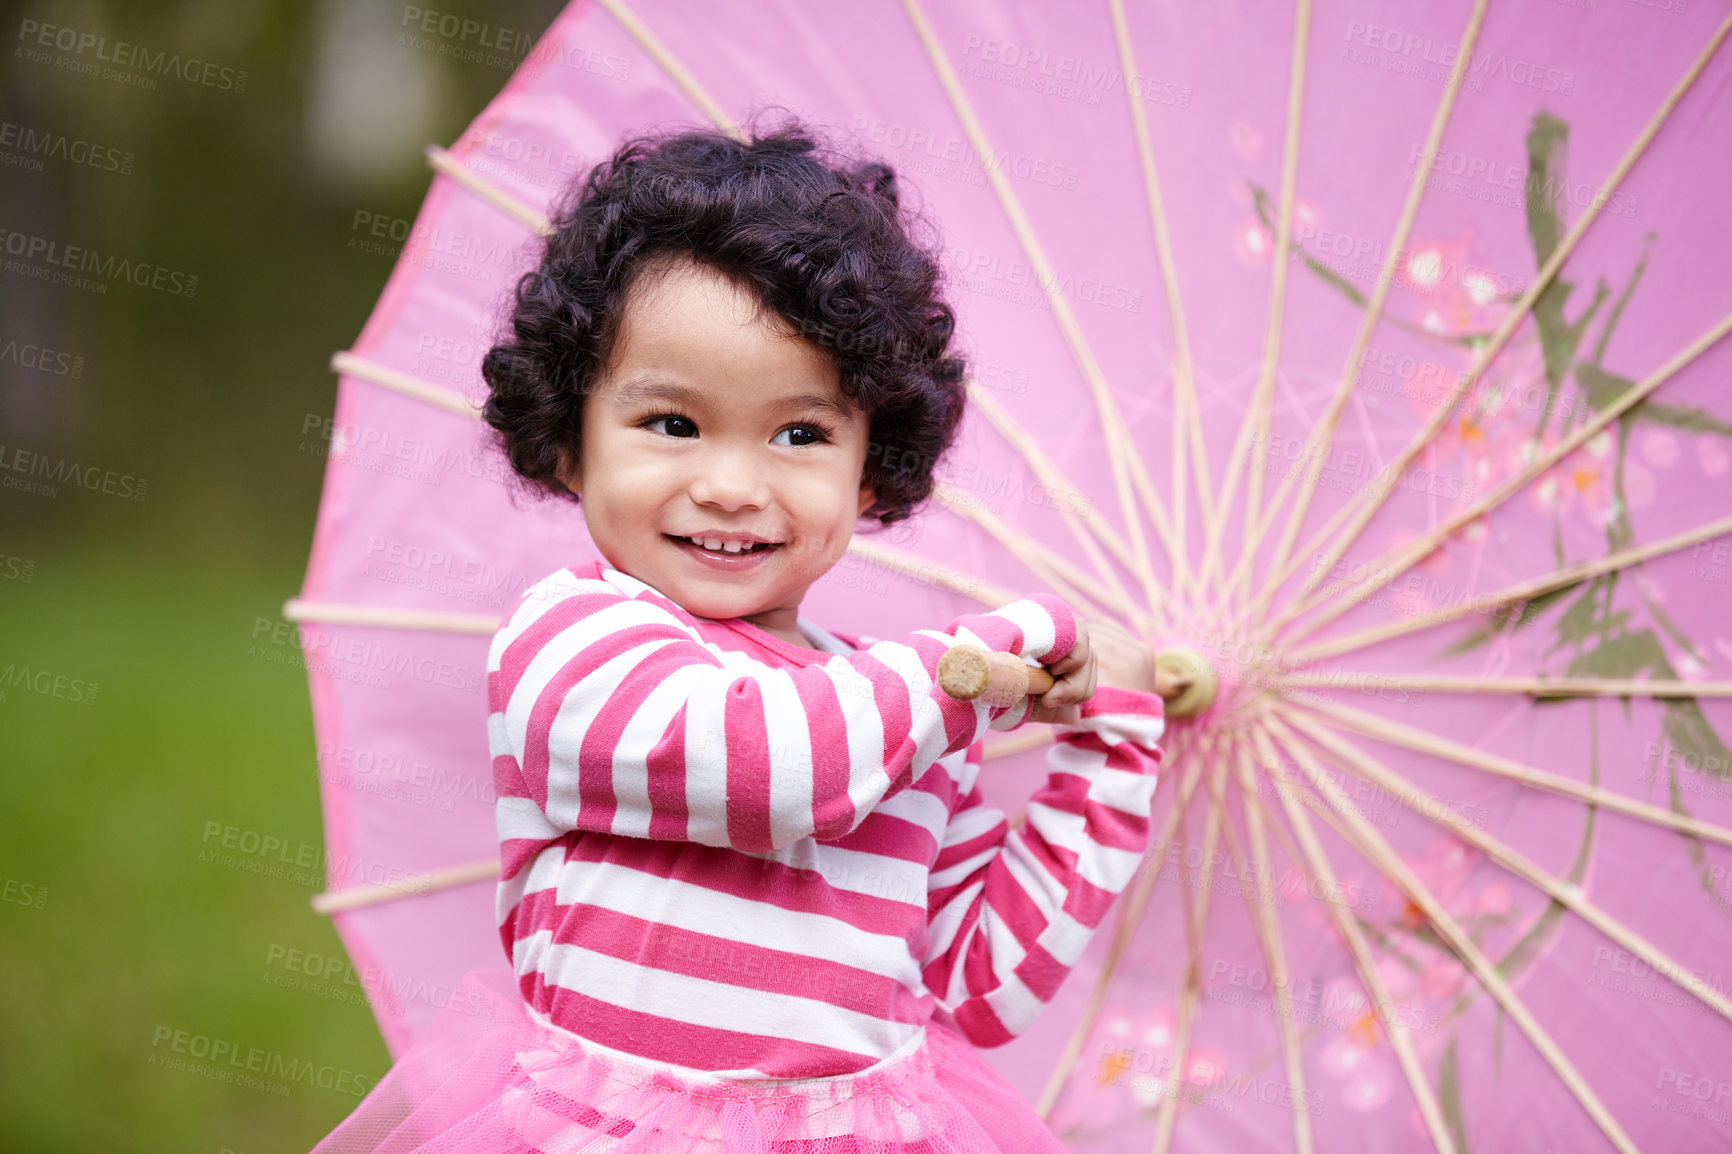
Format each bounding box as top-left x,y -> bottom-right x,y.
1038,626 -> 1097,710
1025,700 -> 1081,726
1040,622 -> 1092,684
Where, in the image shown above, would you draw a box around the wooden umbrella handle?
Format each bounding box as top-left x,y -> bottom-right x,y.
938,643 -> 1217,716
937,645 -> 1057,707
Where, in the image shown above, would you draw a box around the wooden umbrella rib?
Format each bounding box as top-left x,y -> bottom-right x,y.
1245,725 -> 1457,1154
984,728 -> 1054,762
1262,717 -> 1642,1154
1107,0 -> 1216,586
1152,733 -> 1226,1154
1283,709 -> 1732,1024
1246,0 -> 1490,613
592,0 -> 742,139
1281,672 -> 1732,699
1222,737 -> 1315,1154
963,382 -> 1159,612
935,486 -> 1125,626
1291,697 -> 1732,849
312,856 -> 500,915
1264,10 -> 1732,616
1287,512 -> 1732,664
1208,0 -> 1313,605
836,536 -> 1018,607
424,145 -> 553,236
1279,307 -> 1732,642
1036,734 -> 1207,1118
901,0 -> 1175,606
283,598 -> 501,635
331,350 -> 483,420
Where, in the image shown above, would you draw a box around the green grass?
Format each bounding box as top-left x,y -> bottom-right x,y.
0,543 -> 390,1152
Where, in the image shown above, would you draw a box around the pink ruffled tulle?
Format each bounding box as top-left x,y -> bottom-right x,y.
312,968 -> 1065,1153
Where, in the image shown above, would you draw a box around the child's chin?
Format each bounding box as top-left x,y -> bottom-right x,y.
667,581 -> 770,622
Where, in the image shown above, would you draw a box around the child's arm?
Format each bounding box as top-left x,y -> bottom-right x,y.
921,687 -> 1164,1047
487,566 -> 1079,870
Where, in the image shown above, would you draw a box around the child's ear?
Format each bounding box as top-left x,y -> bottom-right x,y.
856,476 -> 876,518
557,448 -> 583,498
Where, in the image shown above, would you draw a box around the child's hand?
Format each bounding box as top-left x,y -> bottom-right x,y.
1025,621 -> 1095,726
1090,618 -> 1159,696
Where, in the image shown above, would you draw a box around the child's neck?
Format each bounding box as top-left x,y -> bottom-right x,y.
742,606 -> 818,651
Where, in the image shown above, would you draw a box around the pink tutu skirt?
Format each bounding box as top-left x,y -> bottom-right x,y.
312,968 -> 1065,1153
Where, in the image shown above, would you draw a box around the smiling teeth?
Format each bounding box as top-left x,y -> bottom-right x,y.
685,536 -> 762,553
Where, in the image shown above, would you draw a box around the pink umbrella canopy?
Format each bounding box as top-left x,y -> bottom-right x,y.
290,0 -> 1732,1150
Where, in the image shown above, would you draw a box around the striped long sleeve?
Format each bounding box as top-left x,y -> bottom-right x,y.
923,687 -> 1164,1047
487,564 -> 1079,876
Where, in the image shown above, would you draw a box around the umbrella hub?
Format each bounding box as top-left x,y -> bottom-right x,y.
1153,647 -> 1218,719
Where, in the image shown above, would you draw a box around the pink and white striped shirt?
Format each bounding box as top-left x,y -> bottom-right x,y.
486,561 -> 1164,1078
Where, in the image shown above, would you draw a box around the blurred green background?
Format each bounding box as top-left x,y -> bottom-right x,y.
0,2 -> 562,1148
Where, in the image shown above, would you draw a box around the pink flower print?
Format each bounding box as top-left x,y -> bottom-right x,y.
1475,881 -> 1513,918
1569,431 -> 1615,527
1698,436 -> 1730,476
1321,1032 -> 1374,1080
1640,429 -> 1680,469
1140,1006 -> 1176,1058
1234,217 -> 1272,266
1183,1047 -> 1229,1090
1229,118 -> 1264,162
1342,1060 -> 1396,1112
1675,650 -> 1710,682
1397,230 -> 1489,333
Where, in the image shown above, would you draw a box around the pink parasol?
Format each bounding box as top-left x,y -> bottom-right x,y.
289,0 -> 1732,1149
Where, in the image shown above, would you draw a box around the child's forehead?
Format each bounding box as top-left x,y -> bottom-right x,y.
598,259 -> 854,409
622,255 -> 781,330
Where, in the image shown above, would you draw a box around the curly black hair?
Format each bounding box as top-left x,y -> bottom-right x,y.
479,117 -> 967,525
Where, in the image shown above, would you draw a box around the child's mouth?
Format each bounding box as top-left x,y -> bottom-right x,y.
665,534 -> 781,567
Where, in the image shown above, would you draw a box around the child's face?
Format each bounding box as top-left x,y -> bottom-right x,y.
564,258 -> 876,638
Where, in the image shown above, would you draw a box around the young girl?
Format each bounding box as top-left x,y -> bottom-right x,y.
313,122 -> 1165,1154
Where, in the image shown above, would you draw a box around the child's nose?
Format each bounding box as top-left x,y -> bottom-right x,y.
688,447 -> 771,511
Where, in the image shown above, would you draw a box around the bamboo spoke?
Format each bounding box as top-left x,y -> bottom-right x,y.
1283,709 -> 1732,1023
902,0 -> 1175,608
1247,0 -> 1490,610
1244,725 -> 1457,1154
1288,697 -> 1732,850
1287,513 -> 1732,664
331,350 -> 482,419
934,485 -> 1135,628
1037,732 -> 1207,1118
425,145 -> 553,236
1222,738 -> 1314,1154
840,537 -> 1018,607
1263,716 -> 1641,1154
283,598 -> 499,634
1153,735 -> 1225,1154
1108,0 -> 1216,590
1279,308 -> 1732,641
592,0 -> 742,139
1261,10 -> 1732,617
1204,0 -> 1312,605
1281,672 -> 1732,699
984,728 -> 1054,762
312,856 -> 499,914
964,383 -> 1166,617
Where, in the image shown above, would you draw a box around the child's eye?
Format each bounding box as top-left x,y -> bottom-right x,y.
644,415 -> 698,438
773,424 -> 831,447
